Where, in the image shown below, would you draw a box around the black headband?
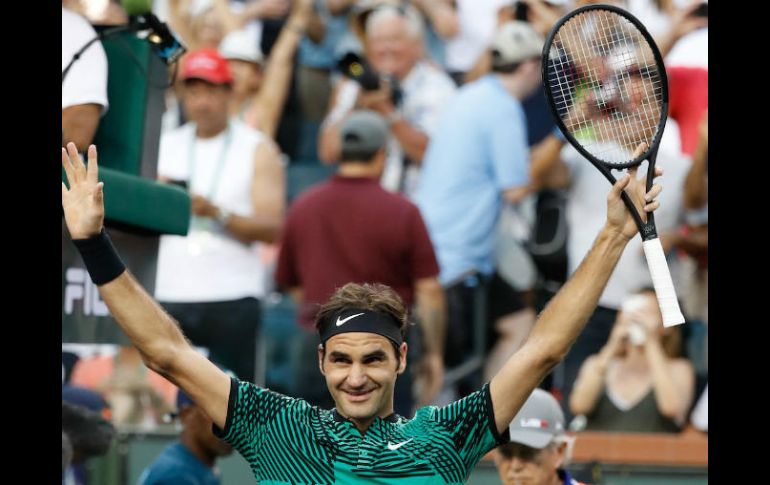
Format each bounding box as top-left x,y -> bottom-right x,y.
319,309 -> 403,346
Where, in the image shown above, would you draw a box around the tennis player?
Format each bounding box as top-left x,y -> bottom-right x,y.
61,141 -> 661,483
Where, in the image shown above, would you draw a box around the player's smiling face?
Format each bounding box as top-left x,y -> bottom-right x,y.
320,333 -> 407,427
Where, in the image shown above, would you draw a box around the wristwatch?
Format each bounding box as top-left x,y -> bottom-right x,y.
216,208 -> 231,227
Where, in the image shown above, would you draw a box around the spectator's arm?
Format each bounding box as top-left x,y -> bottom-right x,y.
645,340 -> 695,423
318,80 -> 359,164
569,318 -> 627,415
489,105 -> 530,203
251,0 -> 315,139
411,0 -> 459,39
211,0 -> 245,34
307,2 -> 326,44
389,117 -> 430,163
414,277 -> 446,358
237,0 -> 292,27
167,0 -> 199,50
569,356 -> 610,416
227,139 -> 285,243
655,3 -> 708,58
318,118 -> 343,164
192,139 -> 285,243
413,277 -> 446,406
683,115 -> 708,209
62,104 -> 103,153
326,0 -> 356,16
529,133 -> 570,190
521,0 -> 564,36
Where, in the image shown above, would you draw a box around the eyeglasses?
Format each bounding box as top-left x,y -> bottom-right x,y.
497,442 -> 549,463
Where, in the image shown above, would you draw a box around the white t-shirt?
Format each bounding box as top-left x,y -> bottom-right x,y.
62,7 -> 109,112
154,120 -> 269,302
562,120 -> 690,309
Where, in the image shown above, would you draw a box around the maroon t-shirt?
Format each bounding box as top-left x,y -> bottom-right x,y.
275,175 -> 440,328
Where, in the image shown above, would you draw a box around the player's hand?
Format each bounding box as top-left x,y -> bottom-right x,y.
605,142 -> 663,240
62,143 -> 105,240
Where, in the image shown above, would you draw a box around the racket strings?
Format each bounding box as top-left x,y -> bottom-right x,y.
547,9 -> 663,166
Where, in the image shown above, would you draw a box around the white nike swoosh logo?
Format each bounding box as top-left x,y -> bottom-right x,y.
387,439 -> 413,451
336,313 -> 365,327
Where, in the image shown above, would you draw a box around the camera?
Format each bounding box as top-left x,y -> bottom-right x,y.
337,52 -> 403,107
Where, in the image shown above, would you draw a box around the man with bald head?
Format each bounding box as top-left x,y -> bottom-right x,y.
318,3 -> 456,198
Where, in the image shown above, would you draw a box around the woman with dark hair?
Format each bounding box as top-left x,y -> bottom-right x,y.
569,288 -> 695,432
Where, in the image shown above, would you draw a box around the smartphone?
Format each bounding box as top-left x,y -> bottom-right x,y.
167,179 -> 188,190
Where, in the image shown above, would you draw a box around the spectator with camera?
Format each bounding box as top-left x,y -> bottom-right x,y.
569,288 -> 695,433
318,3 -> 456,198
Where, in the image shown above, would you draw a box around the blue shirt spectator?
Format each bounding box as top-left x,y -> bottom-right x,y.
416,73 -> 530,285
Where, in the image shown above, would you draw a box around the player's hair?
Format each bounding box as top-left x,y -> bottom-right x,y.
315,282 -> 408,337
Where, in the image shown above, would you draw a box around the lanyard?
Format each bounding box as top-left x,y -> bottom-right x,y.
188,123 -> 232,232
188,123 -> 233,201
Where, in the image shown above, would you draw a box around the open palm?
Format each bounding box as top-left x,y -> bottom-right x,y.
61,142 -> 104,240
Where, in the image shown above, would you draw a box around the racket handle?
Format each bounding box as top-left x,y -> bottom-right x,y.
642,238 -> 685,327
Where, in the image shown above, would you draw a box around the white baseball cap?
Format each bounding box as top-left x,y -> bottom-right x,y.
507,388 -> 566,448
491,21 -> 545,68
219,29 -> 264,65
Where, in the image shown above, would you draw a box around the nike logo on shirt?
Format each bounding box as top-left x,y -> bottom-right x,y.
387,439 -> 413,451
336,313 -> 365,327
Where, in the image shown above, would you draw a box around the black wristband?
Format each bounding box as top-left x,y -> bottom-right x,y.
72,229 -> 126,286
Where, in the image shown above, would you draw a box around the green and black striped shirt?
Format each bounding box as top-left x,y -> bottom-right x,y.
213,378 -> 507,484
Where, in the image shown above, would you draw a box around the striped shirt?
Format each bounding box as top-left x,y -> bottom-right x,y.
214,378 -> 506,484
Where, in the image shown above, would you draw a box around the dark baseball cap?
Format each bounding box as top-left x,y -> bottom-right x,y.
340,110 -> 389,161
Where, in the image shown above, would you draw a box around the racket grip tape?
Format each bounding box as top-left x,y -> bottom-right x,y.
642,238 -> 686,327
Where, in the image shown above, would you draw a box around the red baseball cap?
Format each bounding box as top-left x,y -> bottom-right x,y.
180,48 -> 233,85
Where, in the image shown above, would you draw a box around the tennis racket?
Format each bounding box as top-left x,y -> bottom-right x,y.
542,4 -> 685,327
